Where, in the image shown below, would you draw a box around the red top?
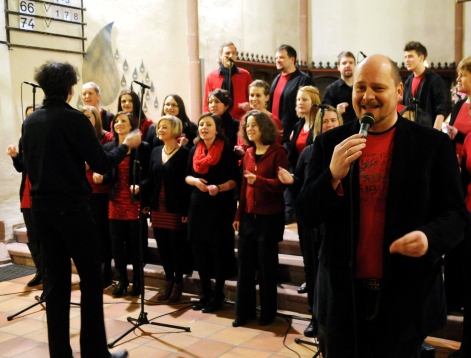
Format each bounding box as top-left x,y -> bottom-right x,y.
270,113 -> 283,144
138,118 -> 154,140
109,156 -> 140,220
235,143 -> 289,221
411,73 -> 424,97
462,133 -> 471,212
453,102 -> 471,162
295,129 -> 309,157
151,181 -> 185,230
271,73 -> 291,119
20,174 -> 32,209
356,127 -> 395,279
203,66 -> 253,120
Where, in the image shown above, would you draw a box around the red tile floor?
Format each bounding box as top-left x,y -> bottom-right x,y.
0,273 -> 462,357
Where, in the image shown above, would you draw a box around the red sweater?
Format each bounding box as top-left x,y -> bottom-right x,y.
235,143 -> 289,221
203,66 -> 253,120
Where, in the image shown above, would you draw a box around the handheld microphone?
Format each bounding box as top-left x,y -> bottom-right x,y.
225,56 -> 234,63
133,80 -> 150,89
311,104 -> 330,109
23,81 -> 40,88
360,51 -> 367,58
359,112 -> 375,138
409,97 -> 421,104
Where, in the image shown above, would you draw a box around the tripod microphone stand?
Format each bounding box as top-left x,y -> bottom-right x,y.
108,82 -> 190,348
7,290 -> 81,321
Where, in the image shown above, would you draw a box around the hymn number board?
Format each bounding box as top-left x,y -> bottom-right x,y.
4,0 -> 86,54
18,0 -> 82,31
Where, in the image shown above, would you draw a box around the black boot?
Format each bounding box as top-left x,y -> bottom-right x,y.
304,316 -> 319,337
129,278 -> 140,297
112,281 -> 128,297
27,272 -> 42,287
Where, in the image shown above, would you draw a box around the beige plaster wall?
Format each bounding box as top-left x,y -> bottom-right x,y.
0,0 -> 190,241
0,0 -> 468,242
310,0 -> 456,66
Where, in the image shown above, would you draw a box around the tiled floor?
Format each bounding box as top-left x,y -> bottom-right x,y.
0,273 -> 463,358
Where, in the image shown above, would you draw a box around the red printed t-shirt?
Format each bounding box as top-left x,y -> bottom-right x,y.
271,73 -> 291,119
355,126 -> 396,279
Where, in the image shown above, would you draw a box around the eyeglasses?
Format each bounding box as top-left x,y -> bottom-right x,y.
244,124 -> 258,129
165,103 -> 178,108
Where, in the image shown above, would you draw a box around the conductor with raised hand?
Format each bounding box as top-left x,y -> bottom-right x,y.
22,61 -> 140,358
297,54 -> 468,358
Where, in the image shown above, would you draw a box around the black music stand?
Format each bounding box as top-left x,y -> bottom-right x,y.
107,83 -> 190,348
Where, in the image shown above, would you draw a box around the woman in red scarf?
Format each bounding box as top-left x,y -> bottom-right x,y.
185,113 -> 239,313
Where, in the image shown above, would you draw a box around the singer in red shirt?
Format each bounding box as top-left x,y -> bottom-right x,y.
297,55 -> 468,358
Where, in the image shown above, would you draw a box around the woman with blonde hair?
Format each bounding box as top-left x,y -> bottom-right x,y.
288,86 -> 321,169
143,115 -> 193,303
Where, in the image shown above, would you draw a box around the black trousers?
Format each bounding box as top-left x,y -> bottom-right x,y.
235,233 -> 279,321
109,219 -> 141,284
234,211 -> 283,321
153,227 -> 192,283
33,211 -> 109,358
22,208 -> 42,274
90,194 -> 112,265
319,285 -> 424,358
191,241 -> 226,299
298,223 -> 320,309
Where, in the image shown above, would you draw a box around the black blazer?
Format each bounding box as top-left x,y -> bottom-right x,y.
143,146 -> 190,215
449,98 -> 469,145
288,118 -> 314,169
297,116 -> 468,342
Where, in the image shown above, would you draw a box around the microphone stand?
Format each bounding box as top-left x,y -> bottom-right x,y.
7,293 -> 80,321
294,104 -> 323,358
409,97 -> 420,124
108,83 -> 190,348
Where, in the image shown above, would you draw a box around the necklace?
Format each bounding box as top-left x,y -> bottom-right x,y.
163,146 -> 177,155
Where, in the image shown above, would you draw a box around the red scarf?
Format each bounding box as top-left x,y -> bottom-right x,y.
193,139 -> 224,174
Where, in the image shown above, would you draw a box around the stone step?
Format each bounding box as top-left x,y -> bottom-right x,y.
6,241 -> 310,314
147,222 -> 302,257
8,226 -> 463,342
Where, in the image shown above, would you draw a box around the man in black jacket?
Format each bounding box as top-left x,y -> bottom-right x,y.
22,61 -> 140,358
297,54 -> 467,358
269,44 -> 314,144
402,41 -> 447,129
322,51 -> 356,123
269,44 -> 314,224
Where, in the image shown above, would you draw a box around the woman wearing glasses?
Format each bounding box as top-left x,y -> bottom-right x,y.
145,94 -> 197,150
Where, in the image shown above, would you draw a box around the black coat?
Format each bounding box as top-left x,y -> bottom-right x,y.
297,116 -> 468,342
143,146 -> 190,215
269,68 -> 314,143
